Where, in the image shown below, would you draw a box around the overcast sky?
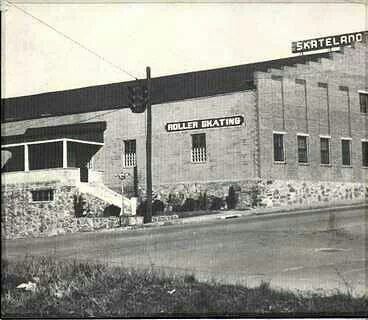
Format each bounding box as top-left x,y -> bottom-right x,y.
1,1 -> 366,98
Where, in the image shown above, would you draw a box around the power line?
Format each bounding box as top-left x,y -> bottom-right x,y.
5,0 -> 139,80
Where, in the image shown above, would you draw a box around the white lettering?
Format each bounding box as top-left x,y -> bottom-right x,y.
168,116 -> 243,131
356,33 -> 362,42
201,120 -> 209,128
310,39 -> 318,49
332,36 -> 340,46
227,118 -> 235,125
325,38 -> 332,46
348,34 -> 355,43
340,35 -> 348,45
296,41 -> 303,52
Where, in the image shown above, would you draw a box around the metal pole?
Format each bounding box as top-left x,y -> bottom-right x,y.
145,66 -> 152,223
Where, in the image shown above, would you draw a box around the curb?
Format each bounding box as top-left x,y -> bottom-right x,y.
144,200 -> 367,228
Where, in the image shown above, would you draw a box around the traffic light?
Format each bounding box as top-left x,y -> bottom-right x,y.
127,84 -> 148,113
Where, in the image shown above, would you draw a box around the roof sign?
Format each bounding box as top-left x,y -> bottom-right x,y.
292,31 -> 367,54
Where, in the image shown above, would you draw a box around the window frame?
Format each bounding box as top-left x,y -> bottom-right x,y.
31,189 -> 54,202
320,136 -> 331,165
273,131 -> 286,163
87,156 -> 94,170
358,91 -> 368,114
341,138 -> 352,167
123,139 -> 137,168
191,133 -> 207,163
296,133 -> 309,164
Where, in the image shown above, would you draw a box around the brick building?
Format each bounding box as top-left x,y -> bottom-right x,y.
1,40 -> 367,238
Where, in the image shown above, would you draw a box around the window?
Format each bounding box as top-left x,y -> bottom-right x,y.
87,156 -> 94,169
320,137 -> 330,165
362,141 -> 368,167
359,92 -> 367,113
297,135 -> 308,163
31,189 -> 54,202
191,133 -> 206,163
273,133 -> 285,162
124,140 -> 136,167
341,139 -> 351,166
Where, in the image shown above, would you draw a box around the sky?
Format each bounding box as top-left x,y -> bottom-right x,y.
1,0 -> 367,98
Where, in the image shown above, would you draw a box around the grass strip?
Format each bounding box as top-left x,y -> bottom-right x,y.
2,256 -> 367,317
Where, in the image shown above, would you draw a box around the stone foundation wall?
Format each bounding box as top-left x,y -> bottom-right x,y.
1,182 -> 121,240
2,178 -> 366,239
146,179 -> 367,211
259,180 -> 367,208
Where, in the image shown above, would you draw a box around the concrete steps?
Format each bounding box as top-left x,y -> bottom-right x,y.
77,182 -> 135,213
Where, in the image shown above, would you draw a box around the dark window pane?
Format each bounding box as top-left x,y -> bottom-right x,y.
341,140 -> 351,166
191,134 -> 206,162
273,134 -> 284,162
124,140 -> 136,167
31,189 -> 54,202
360,93 -> 367,113
297,136 -> 308,163
1,147 -> 24,172
29,142 -> 63,170
320,138 -> 330,164
362,142 -> 368,167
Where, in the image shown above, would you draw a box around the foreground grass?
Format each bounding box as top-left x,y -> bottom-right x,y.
2,257 -> 367,317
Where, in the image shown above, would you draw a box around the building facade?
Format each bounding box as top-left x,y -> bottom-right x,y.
2,41 -> 368,238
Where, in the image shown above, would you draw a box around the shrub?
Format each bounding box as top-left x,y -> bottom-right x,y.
226,186 -> 238,209
153,200 -> 165,215
198,192 -> 208,210
250,184 -> 263,207
182,198 -> 198,211
184,273 -> 197,284
73,194 -> 86,217
209,196 -> 224,210
103,205 -> 121,217
136,199 -> 165,216
167,193 -> 184,212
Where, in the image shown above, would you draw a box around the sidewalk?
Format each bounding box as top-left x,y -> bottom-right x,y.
145,198 -> 367,228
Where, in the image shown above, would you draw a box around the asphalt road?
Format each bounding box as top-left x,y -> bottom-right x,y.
3,207 -> 367,296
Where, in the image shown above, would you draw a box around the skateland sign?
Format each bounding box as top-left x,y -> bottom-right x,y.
292,31 -> 367,54
165,115 -> 244,132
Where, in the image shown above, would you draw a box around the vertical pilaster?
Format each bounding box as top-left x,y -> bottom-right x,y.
63,139 -> 68,169
24,144 -> 29,172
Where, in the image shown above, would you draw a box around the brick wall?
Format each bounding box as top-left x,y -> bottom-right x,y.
255,43 -> 368,183
100,91 -> 256,192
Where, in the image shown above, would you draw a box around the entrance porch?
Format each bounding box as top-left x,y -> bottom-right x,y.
2,138 -> 103,183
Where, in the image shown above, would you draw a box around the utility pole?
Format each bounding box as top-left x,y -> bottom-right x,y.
127,66 -> 153,223
145,66 -> 152,223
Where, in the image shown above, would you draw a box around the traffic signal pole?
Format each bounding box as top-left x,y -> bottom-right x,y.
145,66 -> 152,223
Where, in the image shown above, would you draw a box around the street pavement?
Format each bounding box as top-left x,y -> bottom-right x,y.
3,207 -> 367,296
